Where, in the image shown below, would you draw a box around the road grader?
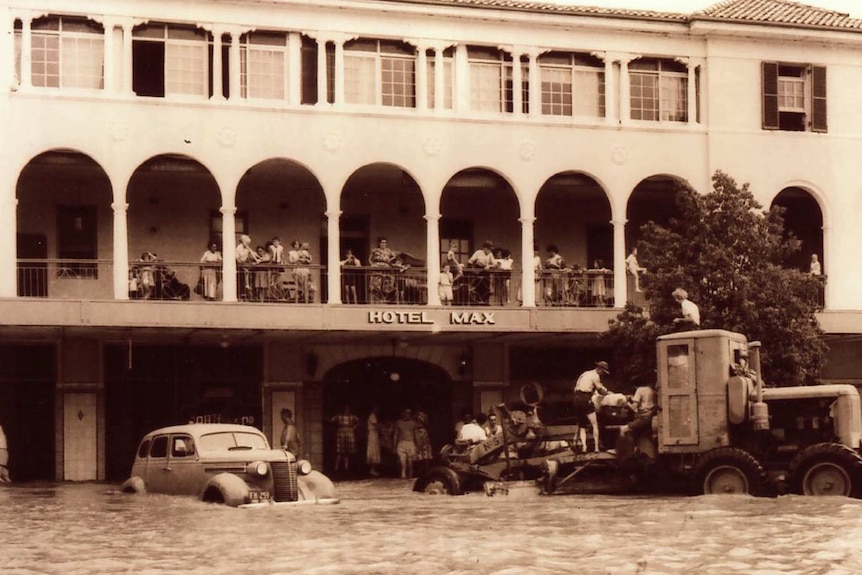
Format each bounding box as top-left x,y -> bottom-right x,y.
413,329 -> 862,498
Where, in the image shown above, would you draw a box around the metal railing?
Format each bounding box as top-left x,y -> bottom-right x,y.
236,263 -> 324,303
17,259 -> 113,299
341,266 -> 428,305
536,269 -> 615,308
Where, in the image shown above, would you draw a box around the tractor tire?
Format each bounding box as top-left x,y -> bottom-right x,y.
788,442 -> 862,498
412,466 -> 464,496
692,447 -> 767,496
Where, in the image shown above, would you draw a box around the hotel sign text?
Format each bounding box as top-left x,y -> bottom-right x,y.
367,310 -> 496,325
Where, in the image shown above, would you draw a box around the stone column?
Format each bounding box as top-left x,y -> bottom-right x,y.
433,46 -> 445,111
211,28 -> 224,100
0,196 -> 17,297
520,216 -> 536,308
112,201 -> 130,300
425,212 -> 441,306
315,36 -> 328,107
415,44 -> 428,110
454,43 -> 469,112
613,219 -> 626,308
221,205 -> 237,302
121,21 -> 135,95
228,29 -> 242,100
598,51 -> 615,124
508,47 -> 523,116
619,55 -> 638,125
527,50 -> 541,118
326,210 -> 342,304
287,32 -> 302,106
19,13 -> 32,90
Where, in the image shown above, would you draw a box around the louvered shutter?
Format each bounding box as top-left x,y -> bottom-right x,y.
811,65 -> 827,133
761,62 -> 779,130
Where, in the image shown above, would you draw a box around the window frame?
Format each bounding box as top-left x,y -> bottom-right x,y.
762,61 -> 827,133
539,51 -> 605,118
18,16 -> 105,90
629,57 -> 688,123
240,31 -> 289,101
132,23 -> 210,99
343,38 -> 417,108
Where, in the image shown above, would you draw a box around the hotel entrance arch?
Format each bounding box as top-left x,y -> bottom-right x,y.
322,357 -> 453,476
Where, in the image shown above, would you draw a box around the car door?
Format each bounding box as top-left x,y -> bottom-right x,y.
144,434 -> 172,494
167,434 -> 201,496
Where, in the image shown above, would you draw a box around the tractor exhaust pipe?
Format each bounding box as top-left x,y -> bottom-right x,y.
747,341 -> 770,431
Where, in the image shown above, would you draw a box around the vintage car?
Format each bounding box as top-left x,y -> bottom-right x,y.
121,423 -> 339,508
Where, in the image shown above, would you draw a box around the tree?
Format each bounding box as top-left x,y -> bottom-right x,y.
603,171 -> 826,387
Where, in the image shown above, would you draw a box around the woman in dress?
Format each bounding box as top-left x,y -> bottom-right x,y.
366,405 -> 381,477
413,409 -> 433,474
199,242 -> 222,301
330,405 -> 359,472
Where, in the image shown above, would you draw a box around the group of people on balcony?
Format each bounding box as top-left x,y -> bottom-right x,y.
233,235 -> 315,303
535,244 -> 613,307
439,240 -> 514,306
348,237 -> 425,305
128,251 -> 192,301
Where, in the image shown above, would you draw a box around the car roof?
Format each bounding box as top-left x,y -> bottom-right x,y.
141,423 -> 265,439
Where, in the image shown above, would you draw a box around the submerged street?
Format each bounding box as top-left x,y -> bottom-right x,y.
2,479 -> 861,575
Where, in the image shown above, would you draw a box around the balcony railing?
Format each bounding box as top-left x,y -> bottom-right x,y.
536,269 -> 615,308
18,259 -> 114,299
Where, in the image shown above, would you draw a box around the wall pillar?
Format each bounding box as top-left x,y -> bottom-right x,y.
612,219 -> 626,307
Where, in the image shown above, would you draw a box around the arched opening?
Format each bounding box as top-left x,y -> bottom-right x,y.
322,357 -> 453,477
771,187 -> 824,274
536,171 -> 612,307
16,149 -> 112,299
441,168 -> 520,306
626,175 -> 687,304
127,154 -> 219,301
341,164 -> 427,305
237,159 -> 325,302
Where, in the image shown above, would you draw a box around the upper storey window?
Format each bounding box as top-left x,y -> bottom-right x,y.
629,57 -> 687,122
468,46 -> 527,114
426,47 -> 454,110
539,52 -> 605,118
15,16 -> 104,89
344,39 -> 416,107
240,32 -> 288,100
762,62 -> 827,133
133,24 -> 208,98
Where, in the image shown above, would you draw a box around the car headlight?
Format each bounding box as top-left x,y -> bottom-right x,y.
296,459 -> 313,476
246,461 -> 269,476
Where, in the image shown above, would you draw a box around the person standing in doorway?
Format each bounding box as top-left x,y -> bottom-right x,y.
393,408 -> 419,480
279,408 -> 301,456
0,421 -> 10,483
330,405 -> 360,473
366,405 -> 382,477
413,409 -> 433,475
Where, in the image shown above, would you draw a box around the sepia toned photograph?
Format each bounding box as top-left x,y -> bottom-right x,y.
2,0 -> 862,573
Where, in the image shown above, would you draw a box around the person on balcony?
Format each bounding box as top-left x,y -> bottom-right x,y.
235,235 -> 260,300
137,251 -> 157,300
288,241 -> 313,303
199,241 -> 222,301
809,253 -> 822,276
439,264 -> 454,305
253,245 -> 272,301
626,248 -> 647,293
369,237 -> 397,303
588,259 -> 611,307
341,249 -> 361,304
467,241 -> 496,304
544,245 -> 569,305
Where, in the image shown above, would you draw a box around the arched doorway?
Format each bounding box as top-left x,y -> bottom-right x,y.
322,357 -> 453,477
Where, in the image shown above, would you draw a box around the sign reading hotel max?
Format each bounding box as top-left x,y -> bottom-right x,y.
368,310 -> 495,325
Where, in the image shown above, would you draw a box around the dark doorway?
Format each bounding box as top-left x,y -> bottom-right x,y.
323,357 -> 453,476
0,345 -> 56,482
104,344 -> 263,481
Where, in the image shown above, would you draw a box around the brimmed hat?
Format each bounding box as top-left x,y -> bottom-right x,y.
595,361 -> 610,375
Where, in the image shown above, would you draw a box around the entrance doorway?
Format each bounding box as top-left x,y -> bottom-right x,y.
322,357 -> 453,477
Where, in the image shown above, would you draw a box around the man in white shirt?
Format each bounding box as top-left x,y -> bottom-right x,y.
457,413 -> 488,444
672,288 -> 700,328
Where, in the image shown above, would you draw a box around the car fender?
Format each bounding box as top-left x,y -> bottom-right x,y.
121,476 -> 146,495
202,472 -> 250,507
298,470 -> 338,501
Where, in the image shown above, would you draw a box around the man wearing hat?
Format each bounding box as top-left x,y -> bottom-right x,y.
572,361 -> 611,452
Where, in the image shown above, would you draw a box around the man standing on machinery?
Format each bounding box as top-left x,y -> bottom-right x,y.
572,361 -> 611,453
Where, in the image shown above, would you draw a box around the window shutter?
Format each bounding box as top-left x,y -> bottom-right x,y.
811,65 -> 827,133
761,61 -> 779,130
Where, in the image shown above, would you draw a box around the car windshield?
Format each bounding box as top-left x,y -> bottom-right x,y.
198,431 -> 269,452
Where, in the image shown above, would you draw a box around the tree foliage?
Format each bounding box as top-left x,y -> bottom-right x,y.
602,171 -> 826,387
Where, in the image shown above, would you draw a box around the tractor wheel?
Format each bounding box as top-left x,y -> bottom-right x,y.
788,443 -> 862,498
413,466 -> 464,496
692,447 -> 767,496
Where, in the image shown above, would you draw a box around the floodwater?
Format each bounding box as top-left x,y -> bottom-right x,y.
2,479 -> 862,575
